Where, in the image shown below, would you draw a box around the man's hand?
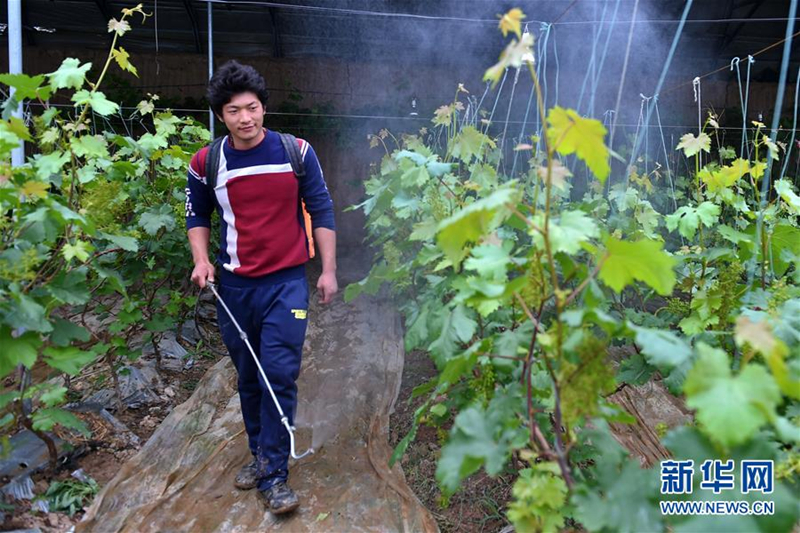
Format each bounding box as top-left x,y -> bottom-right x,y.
316,271 -> 338,304
191,261 -> 215,288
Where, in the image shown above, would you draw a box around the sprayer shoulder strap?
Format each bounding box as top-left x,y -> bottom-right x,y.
204,136 -> 225,193
278,132 -> 306,178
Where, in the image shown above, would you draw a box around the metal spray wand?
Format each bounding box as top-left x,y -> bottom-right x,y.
206,281 -> 314,460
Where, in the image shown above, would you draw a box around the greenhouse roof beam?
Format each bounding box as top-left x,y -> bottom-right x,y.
722,0 -> 768,51
182,0 -> 203,53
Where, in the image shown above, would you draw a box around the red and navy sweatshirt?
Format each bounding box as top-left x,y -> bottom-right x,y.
185,129 -> 335,286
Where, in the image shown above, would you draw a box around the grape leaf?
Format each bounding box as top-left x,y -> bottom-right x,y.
138,204 -> 176,235
43,346 -> 98,376
774,179 -> 800,215
0,326 -> 41,379
533,209 -> 599,256
676,133 -> 711,157
498,8 -> 525,38
449,126 -> 494,163
70,134 -> 109,159
599,236 -> 676,295
436,186 -> 520,266
32,407 -> 89,436
0,73 -> 51,100
428,304 -> 477,367
48,58 -> 92,90
683,343 -> 780,448
72,90 -> 120,117
631,325 -> 692,369
546,107 -> 610,182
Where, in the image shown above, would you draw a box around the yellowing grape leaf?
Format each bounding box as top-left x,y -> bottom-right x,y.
21,180 -> 49,199
762,134 -> 780,161
751,160 -> 767,179
701,159 -> 749,193
484,32 -> 534,88
498,8 -> 525,38
599,236 -> 676,295
676,133 -> 711,157
112,47 -> 138,77
546,107 -> 610,182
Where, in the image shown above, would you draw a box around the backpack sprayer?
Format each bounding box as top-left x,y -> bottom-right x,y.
206,281 -> 314,460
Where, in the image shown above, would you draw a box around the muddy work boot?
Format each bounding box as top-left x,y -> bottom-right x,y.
259,481 -> 300,515
234,459 -> 259,490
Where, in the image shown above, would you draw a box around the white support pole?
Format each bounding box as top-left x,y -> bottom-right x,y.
208,1 -> 214,138
8,0 -> 24,166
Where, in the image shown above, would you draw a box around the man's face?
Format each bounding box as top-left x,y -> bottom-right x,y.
218,92 -> 265,146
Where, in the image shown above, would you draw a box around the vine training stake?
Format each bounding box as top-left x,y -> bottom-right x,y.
206,281 -> 315,460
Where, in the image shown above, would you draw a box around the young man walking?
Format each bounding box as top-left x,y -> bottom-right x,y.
185,60 -> 337,514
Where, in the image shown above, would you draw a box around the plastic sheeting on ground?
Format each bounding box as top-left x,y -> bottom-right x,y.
79,271 -> 437,532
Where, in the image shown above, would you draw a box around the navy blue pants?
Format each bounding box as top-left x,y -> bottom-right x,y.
216,271 -> 308,491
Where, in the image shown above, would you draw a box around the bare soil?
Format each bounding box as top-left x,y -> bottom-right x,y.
1,318 -> 226,533
389,350 -> 515,533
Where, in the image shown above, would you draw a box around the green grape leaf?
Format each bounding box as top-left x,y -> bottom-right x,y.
573,459 -> 662,533
676,132 -> 711,157
665,202 -> 719,240
49,318 -> 90,347
683,343 -> 781,448
428,304 -> 477,367
0,73 -> 52,100
48,58 -> 92,90
99,232 -> 139,252
617,352 -> 655,385
39,386 -> 67,408
72,90 -> 120,117
542,209 -> 599,255
599,236 -> 676,295
484,32 -> 534,88
62,241 -> 92,263
695,201 -> 720,226
463,243 -> 512,279
762,134 -> 780,161
546,107 -> 610,182
138,204 -> 176,235
774,179 -> 800,215
635,200 -> 661,239
5,117 -> 31,142
717,224 -> 752,245
70,134 -> 109,159
630,325 -> 692,369
43,346 -> 98,376
33,151 -> 70,182
436,389 -> 526,496
448,126 -> 494,163
5,290 -> 52,333
436,186 -> 520,266
0,326 -> 41,379
47,268 -> 90,305
719,146 -> 736,160
740,223 -> 800,277
31,407 -> 89,436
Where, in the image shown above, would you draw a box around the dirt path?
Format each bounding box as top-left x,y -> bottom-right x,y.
78,257 -> 437,532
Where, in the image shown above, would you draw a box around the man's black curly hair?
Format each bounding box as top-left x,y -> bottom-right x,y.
207,60 -> 269,116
